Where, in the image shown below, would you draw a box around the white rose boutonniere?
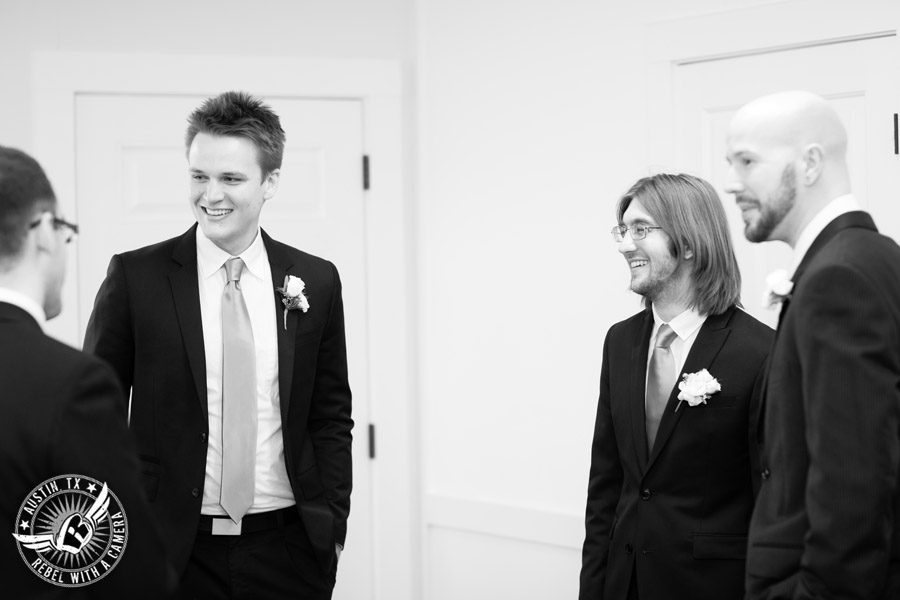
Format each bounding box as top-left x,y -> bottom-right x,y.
276,275 -> 309,330
762,268 -> 794,309
676,369 -> 721,411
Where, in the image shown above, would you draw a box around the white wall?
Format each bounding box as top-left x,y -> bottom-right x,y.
416,4 -> 650,596
0,0 -> 414,150
415,0 -> 898,598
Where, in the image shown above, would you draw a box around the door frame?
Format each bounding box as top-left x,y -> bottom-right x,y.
643,0 -> 900,171
32,51 -> 418,600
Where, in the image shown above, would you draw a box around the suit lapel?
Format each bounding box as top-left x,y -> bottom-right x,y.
791,211 -> 877,292
168,225 -> 208,419
776,298 -> 791,330
755,329 -> 778,445
775,211 -> 875,329
645,308 -> 733,472
758,210 -> 876,440
0,301 -> 43,331
630,312 -> 654,472
262,230 -> 297,422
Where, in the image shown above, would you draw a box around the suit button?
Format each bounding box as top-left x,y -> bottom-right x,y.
191,487 -> 200,498
640,489 -> 651,500
761,468 -> 770,480
625,544 -> 634,555
199,433 -> 207,443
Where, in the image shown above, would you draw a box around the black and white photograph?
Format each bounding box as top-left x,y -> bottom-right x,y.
1,1 -> 899,598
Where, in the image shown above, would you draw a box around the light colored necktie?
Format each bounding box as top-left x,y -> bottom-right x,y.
221,257 -> 257,522
645,323 -> 678,451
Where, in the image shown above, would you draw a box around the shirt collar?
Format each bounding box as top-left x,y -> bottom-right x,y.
196,227 -> 268,281
651,305 -> 705,341
0,287 -> 47,330
789,194 -> 860,275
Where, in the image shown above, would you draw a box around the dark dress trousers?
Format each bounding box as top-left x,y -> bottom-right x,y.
0,302 -> 176,598
82,225 -> 353,579
746,212 -> 900,599
580,306 -> 772,600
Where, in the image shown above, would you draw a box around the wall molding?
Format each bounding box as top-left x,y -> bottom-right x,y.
424,493 -> 583,550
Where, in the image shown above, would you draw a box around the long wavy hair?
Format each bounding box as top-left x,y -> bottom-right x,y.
616,173 -> 742,315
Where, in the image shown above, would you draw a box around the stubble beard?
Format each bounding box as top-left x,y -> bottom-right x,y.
631,255 -> 682,306
744,164 -> 797,243
633,276 -> 665,304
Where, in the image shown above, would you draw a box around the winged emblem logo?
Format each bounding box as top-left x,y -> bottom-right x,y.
11,475 -> 128,587
13,482 -> 111,554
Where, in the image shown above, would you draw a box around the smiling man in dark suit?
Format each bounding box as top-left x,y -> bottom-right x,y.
0,146 -> 176,598
727,91 -> 900,600
84,91 -> 353,599
579,173 -> 772,600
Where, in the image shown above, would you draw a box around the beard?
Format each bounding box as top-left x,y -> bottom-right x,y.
630,252 -> 681,304
742,164 -> 797,243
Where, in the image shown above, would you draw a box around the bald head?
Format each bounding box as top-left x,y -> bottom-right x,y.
729,91 -> 848,161
724,91 -> 851,246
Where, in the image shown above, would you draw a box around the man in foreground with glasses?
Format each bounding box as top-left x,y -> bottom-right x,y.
579,173 -> 772,600
0,145 -> 176,597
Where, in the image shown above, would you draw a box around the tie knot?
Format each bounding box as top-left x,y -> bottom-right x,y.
225,257 -> 245,283
656,324 -> 677,349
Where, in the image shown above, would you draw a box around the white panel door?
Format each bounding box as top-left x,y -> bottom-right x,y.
74,94 -> 373,599
672,35 -> 900,328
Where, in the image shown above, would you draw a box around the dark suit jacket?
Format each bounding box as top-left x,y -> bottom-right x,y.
0,301 -> 176,598
83,225 -> 353,575
746,211 -> 900,599
580,306 -> 772,600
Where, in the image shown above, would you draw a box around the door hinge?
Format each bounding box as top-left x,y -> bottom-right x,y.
893,114 -> 898,155
363,155 -> 371,190
368,423 -> 376,459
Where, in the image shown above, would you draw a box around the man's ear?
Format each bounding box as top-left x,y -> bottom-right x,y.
263,169 -> 281,200
32,213 -> 58,255
801,144 -> 824,186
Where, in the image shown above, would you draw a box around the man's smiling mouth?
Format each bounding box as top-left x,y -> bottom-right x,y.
204,207 -> 233,217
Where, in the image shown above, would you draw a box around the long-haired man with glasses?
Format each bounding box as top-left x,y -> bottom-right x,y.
0,146 -> 176,597
579,173 -> 772,600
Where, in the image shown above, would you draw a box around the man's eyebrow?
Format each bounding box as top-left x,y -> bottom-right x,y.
726,148 -> 756,160
188,168 -> 247,177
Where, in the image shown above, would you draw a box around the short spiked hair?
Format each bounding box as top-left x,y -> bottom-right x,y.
0,146 -> 56,263
185,91 -> 286,178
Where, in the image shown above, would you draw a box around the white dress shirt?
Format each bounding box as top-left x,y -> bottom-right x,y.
0,287 -> 46,330
647,306 -> 708,391
196,229 -> 295,515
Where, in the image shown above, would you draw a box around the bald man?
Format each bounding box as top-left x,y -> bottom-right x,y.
725,91 -> 900,599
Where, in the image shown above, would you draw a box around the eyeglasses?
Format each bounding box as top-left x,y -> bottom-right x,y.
29,213 -> 80,243
610,224 -> 663,242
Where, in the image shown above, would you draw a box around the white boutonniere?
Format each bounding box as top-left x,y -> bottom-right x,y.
762,268 -> 794,309
276,275 -> 309,330
675,369 -> 721,411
